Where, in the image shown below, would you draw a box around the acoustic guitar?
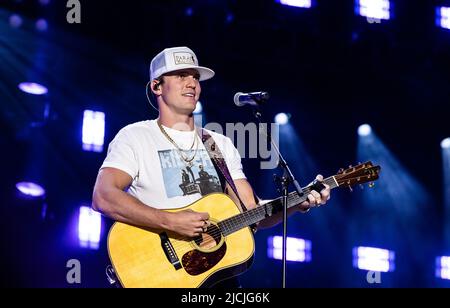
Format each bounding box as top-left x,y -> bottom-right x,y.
107,161 -> 381,288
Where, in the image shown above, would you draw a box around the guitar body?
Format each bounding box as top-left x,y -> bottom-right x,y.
107,193 -> 255,288
107,162 -> 381,288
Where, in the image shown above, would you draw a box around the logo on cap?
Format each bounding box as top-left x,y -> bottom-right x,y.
174,52 -> 195,65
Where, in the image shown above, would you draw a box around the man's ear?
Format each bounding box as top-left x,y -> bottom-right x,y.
151,80 -> 161,94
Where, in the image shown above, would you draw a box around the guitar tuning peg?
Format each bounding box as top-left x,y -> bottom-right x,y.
369,182 -> 375,188
348,165 -> 353,168
349,186 -> 353,193
359,184 -> 364,190
338,168 -> 344,174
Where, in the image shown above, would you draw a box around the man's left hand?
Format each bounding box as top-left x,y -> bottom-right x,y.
298,175 -> 331,212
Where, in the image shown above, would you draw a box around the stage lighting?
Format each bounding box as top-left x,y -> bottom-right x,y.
441,138 -> 450,150
78,206 -> 102,249
225,13 -> 234,24
36,18 -> 48,32
436,256 -> 450,280
16,182 -> 46,198
358,124 -> 372,137
193,101 -> 203,114
9,14 -> 23,28
356,0 -> 391,21
437,7 -> 450,30
353,246 -> 395,272
268,236 -> 312,262
277,0 -> 312,9
18,82 -> 48,95
185,7 -> 194,17
82,110 -> 105,153
275,113 -> 290,125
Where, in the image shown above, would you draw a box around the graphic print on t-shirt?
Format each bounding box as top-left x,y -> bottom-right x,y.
158,149 -> 222,198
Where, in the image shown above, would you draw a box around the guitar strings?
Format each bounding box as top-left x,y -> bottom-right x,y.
169,189 -> 309,251
169,176 -> 343,251
171,170 -> 381,251
168,180 -> 336,251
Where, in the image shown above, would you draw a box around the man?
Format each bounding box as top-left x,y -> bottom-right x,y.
179,169 -> 191,196
198,164 -> 210,181
92,46 -> 330,286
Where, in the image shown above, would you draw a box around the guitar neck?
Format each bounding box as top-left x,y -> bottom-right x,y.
218,176 -> 339,236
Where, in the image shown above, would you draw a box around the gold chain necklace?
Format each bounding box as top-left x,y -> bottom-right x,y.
157,120 -> 199,165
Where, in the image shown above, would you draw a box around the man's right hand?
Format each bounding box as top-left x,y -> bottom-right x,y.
164,209 -> 210,238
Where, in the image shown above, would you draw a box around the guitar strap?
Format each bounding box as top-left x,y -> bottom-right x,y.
198,128 -> 249,213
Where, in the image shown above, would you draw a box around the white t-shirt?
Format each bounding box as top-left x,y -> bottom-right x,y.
100,120 -> 246,209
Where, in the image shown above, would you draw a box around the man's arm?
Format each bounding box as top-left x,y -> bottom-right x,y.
92,167 -> 210,237
228,177 -> 330,230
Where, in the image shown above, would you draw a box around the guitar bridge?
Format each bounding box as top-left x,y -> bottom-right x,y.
159,232 -> 182,270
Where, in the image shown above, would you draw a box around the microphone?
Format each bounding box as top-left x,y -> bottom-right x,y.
234,91 -> 270,107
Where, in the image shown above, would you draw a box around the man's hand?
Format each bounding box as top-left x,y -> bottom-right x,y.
164,209 -> 211,238
298,175 -> 331,212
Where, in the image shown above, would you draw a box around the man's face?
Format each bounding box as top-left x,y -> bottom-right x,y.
159,69 -> 201,114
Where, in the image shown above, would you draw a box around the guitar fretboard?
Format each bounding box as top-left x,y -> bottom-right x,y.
217,177 -> 338,236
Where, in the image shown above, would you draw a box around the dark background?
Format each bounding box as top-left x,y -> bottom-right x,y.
0,0 -> 449,287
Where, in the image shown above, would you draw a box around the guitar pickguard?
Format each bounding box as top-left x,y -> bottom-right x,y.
182,224 -> 227,276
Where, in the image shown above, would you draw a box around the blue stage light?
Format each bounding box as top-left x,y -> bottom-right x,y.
16,182 -> 46,198
358,124 -> 372,137
18,82 -> 48,95
9,14 -> 23,28
78,206 -> 102,250
436,256 -> 450,280
353,246 -> 395,272
436,7 -> 450,30
185,7 -> 194,17
277,0 -> 312,9
36,18 -> 48,32
356,0 -> 391,21
275,113 -> 290,125
441,138 -> 450,150
268,236 -> 312,262
82,110 -> 105,153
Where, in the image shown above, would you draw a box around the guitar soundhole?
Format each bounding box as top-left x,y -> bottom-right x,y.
182,224 -> 227,276
193,224 -> 222,248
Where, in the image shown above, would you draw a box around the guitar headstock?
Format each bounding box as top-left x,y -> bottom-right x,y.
335,161 -> 381,188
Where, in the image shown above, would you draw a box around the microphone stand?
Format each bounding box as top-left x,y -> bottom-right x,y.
251,102 -> 304,289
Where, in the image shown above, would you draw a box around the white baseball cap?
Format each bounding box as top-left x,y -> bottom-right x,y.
149,46 -> 215,82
